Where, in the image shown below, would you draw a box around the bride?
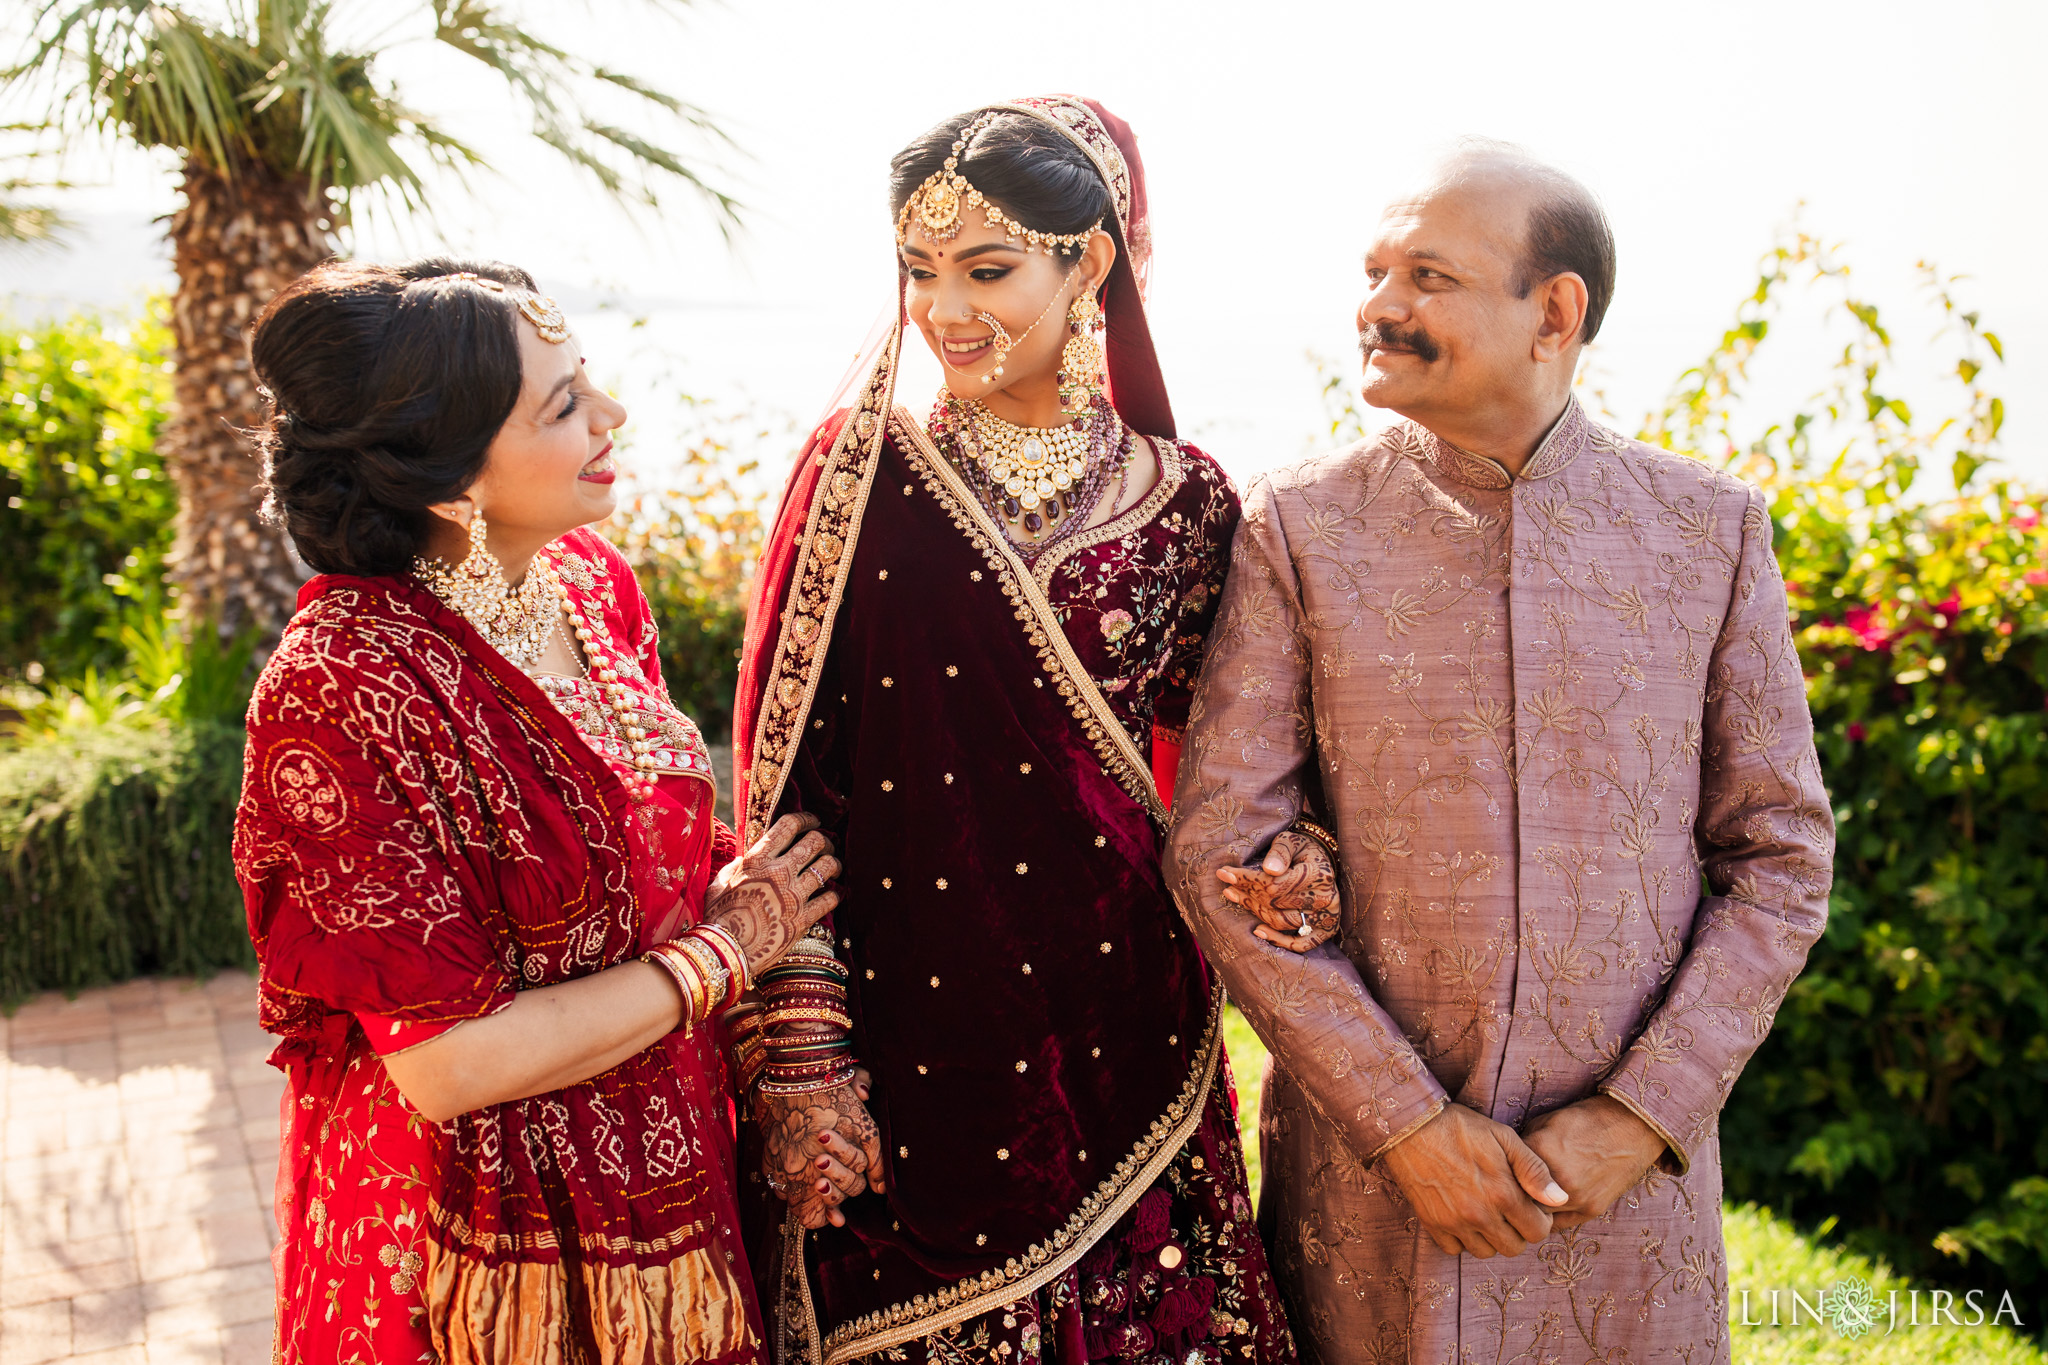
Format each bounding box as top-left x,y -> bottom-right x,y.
729,97 -> 1329,1365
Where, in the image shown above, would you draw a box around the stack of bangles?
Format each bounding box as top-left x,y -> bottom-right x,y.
753,935 -> 856,1100
640,923 -> 752,1034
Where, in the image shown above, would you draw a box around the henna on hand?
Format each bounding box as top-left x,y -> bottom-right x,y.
758,1068 -> 883,1229
1216,829 -> 1341,954
707,813 -> 842,976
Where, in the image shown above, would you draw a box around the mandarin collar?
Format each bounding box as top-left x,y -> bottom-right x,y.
1411,396 -> 1590,490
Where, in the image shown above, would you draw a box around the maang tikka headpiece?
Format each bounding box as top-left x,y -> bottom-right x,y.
445,271 -> 571,344
895,111 -> 1102,256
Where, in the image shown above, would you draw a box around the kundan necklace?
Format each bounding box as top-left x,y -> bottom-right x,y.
412,535 -> 561,671
414,546 -> 661,803
936,392 -> 1132,560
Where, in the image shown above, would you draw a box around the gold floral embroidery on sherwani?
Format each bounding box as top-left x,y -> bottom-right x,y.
1167,399 -> 1834,1365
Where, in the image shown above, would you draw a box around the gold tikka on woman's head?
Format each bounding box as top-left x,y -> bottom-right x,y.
442,271 -> 572,344
896,111 -> 1102,256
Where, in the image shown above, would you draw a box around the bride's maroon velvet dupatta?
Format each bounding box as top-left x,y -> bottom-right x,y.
237,529 -> 762,1365
733,98 -> 1232,1365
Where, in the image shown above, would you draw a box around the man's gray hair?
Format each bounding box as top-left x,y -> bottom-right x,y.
1441,138 -> 1617,344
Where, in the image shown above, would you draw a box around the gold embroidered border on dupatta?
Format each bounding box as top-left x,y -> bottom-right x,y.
778,983 -> 1224,1365
742,362 -> 1171,841
890,412 -> 1168,825
743,331 -> 904,845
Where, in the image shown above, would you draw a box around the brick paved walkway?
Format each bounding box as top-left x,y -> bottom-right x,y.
0,975 -> 280,1365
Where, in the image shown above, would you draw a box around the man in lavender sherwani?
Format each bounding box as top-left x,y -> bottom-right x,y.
1166,142 -> 1835,1365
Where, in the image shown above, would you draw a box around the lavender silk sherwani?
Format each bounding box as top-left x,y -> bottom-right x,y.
1166,399 -> 1834,1365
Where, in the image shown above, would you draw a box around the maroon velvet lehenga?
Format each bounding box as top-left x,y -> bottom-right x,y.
732,96 -> 1295,1365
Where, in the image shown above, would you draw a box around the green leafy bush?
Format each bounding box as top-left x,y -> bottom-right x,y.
0,718 -> 251,1004
1639,234 -> 2048,1325
0,616 -> 260,1005
604,398 -> 775,740
0,304 -> 176,681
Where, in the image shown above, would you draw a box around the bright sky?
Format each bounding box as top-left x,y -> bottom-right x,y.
6,0 -> 2044,487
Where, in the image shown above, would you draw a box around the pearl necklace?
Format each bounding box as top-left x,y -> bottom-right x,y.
538,571 -> 663,803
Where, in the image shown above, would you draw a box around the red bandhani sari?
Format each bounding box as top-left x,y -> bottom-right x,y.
235,527 -> 763,1365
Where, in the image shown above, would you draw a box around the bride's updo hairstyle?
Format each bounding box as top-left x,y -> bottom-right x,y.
250,257 -> 537,577
888,111 -> 1116,261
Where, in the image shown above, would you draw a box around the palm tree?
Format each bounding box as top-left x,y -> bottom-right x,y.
6,1 -> 737,636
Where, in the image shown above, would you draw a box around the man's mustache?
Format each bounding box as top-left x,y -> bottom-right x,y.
1358,323 -> 1441,365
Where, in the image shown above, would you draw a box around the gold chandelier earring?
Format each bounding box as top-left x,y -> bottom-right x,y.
413,507 -> 562,669
450,509 -> 512,622
1058,293 -> 1107,413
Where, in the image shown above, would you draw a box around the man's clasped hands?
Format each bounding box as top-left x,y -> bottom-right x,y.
1220,839 -> 1672,1259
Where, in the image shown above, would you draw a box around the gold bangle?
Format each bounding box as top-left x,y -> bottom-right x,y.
1284,817 -> 1341,861
693,923 -> 753,997
674,935 -> 732,1015
641,943 -> 709,1033
764,1005 -> 853,1032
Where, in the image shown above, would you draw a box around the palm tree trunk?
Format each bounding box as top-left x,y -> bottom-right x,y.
161,160 -> 334,639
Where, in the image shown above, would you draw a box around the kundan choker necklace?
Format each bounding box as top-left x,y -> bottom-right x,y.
412,528 -> 561,671
936,392 -> 1131,559
413,528 -> 661,802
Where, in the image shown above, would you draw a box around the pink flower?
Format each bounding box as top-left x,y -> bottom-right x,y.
1843,604 -> 1894,652
2014,508 -> 2040,531
1847,722 -> 1867,743
1100,609 -> 1135,643
2027,570 -> 2048,587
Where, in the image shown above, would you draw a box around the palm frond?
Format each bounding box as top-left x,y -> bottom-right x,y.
8,1 -> 252,168
6,0 -> 739,229
0,197 -> 66,242
431,0 -> 741,230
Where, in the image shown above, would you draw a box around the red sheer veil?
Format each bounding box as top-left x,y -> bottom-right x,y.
996,95 -> 1175,441
735,95 -> 1172,837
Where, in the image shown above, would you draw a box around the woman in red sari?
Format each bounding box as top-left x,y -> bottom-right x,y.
235,258 -> 840,1364
732,98 -> 1330,1365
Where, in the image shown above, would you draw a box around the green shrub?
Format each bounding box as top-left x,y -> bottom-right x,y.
0,303 -> 176,681
0,717 -> 251,1004
0,615 -> 259,1005
604,398 -> 776,739
1640,234 -> 2048,1326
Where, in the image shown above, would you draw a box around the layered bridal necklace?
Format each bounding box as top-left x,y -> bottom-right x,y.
413,527 -> 666,802
934,391 -> 1134,561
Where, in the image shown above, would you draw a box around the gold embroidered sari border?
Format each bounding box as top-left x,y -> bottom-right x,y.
786,984 -> 1227,1365
893,411 -> 1166,826
743,335 -> 903,844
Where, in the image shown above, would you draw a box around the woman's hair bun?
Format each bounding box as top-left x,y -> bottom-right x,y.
249,256 -> 538,577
